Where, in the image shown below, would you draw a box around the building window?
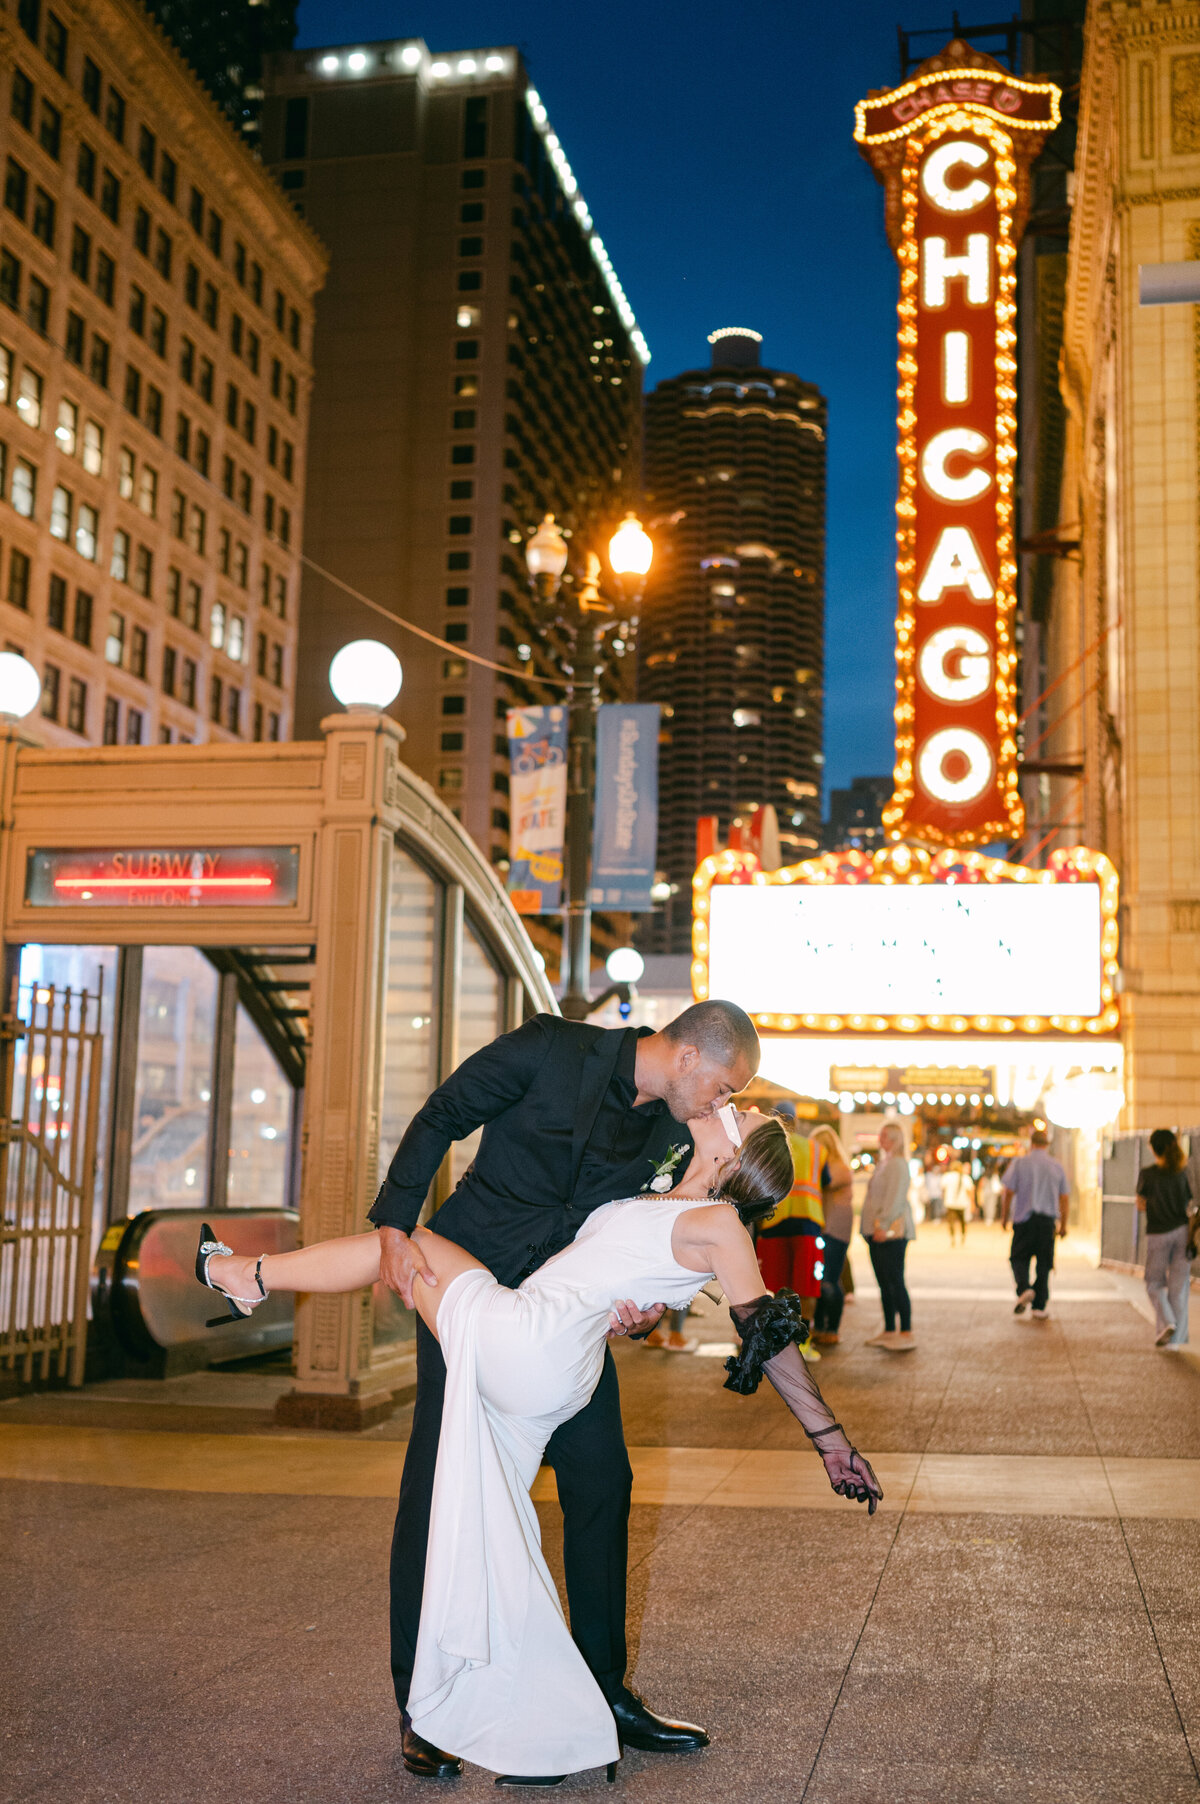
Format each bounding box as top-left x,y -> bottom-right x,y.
133,205 -> 150,257
174,412 -> 190,460
75,139 -> 95,196
99,166 -> 120,223
102,694 -> 119,743
441,695 -> 466,717
438,768 -> 464,791
66,675 -> 85,732
82,418 -> 103,474
137,464 -> 157,517
129,284 -> 146,337
209,673 -> 222,722
104,608 -> 124,664
74,502 -> 96,560
8,547 -> 30,609
184,261 -> 199,308
11,457 -> 35,517
56,396 -> 77,454
188,504 -> 205,554
451,444 -> 476,466
207,211 -> 223,257
4,157 -> 28,222
40,660 -> 59,719
144,385 -> 162,437
69,223 -> 90,281
227,613 -> 244,661
239,471 -> 252,515
273,574 -> 287,619
64,310 -> 84,366
242,400 -> 256,445
448,515 -> 473,536
202,282 -> 217,329
162,643 -> 176,695
16,365 -> 41,426
159,151 -> 176,204
233,541 -> 248,588
118,445 -> 134,499
25,276 -> 48,335
88,334 -> 110,388
47,571 -> 65,630
105,85 -> 125,142
81,56 -> 101,113
39,98 -> 61,159
268,711 -> 280,741
217,526 -> 230,575
226,686 -> 240,733
31,187 -> 54,247
11,68 -> 33,132
149,306 -> 167,357
130,625 -> 147,678
125,707 -> 143,745
110,529 -> 129,582
179,335 -> 195,386
72,588 -> 92,644
0,251 -> 22,312
270,642 -> 283,687
181,656 -> 196,708
133,544 -> 152,597
457,270 -> 483,293
450,480 -> 473,500
447,551 -> 471,571
49,482 -> 70,539
210,598 -> 225,649
138,125 -> 156,179
154,230 -> 171,282
455,339 -> 479,361
444,620 -> 468,644
252,700 -> 263,742
167,566 -> 181,618
94,251 -> 114,306
45,11 -> 68,72
123,365 -> 141,418
194,429 -> 209,477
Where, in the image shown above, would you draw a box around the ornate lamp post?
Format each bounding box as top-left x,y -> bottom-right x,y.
524,511 -> 653,1018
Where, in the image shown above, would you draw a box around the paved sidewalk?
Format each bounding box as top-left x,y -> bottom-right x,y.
3,1226 -> 1199,1803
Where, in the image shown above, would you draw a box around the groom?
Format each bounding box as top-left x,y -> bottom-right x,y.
370,998 -> 759,1778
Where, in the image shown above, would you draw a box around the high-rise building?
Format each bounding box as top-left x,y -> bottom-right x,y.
823,775 -> 890,853
637,329 -> 826,954
144,0 -> 297,148
260,40 -> 647,872
0,0 -> 325,749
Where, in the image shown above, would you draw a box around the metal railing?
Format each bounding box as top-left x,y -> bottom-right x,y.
0,981 -> 103,1386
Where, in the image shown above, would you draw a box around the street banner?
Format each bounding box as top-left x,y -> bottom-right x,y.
590,703 -> 659,912
506,705 -> 567,914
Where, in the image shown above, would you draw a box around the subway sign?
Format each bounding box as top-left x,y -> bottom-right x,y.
26,845 -> 301,908
856,49 -> 1060,845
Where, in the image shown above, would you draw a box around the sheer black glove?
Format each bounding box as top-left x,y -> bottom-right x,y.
726,1295 -> 883,1515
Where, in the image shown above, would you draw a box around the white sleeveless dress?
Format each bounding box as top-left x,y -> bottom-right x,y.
407,1192 -> 715,1778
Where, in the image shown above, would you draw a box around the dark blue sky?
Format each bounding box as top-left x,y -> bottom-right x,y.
297,0 -> 936,797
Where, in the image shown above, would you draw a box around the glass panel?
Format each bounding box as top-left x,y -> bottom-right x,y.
128,946 -> 216,1214
226,1004 -> 290,1209
15,943 -> 116,1247
374,842 -> 438,1351
450,917 -> 503,1186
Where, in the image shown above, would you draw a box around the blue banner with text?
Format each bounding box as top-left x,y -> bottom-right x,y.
590,703 -> 660,912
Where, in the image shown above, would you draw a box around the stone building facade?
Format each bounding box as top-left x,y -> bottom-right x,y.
1055,0 -> 1200,1122
0,0 -> 324,749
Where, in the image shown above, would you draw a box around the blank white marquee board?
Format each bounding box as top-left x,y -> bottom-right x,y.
707,882 -> 1102,1019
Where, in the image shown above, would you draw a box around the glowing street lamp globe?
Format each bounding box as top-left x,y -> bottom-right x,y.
608,512 -> 653,579
0,651 -> 41,720
329,640 -> 403,710
525,514 -> 569,601
606,946 -> 644,985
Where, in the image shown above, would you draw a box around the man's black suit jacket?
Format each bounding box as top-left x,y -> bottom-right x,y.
368,1014 -> 694,1287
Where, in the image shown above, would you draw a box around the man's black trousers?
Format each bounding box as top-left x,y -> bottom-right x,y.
389,1315 -> 633,1712
1010,1213 -> 1057,1310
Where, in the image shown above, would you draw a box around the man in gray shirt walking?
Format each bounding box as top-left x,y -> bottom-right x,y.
1000,1129 -> 1069,1319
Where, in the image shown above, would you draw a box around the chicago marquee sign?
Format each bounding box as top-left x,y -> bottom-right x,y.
856,44 -> 1061,845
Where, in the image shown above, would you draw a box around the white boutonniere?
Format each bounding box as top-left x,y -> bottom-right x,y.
648,1144 -> 689,1193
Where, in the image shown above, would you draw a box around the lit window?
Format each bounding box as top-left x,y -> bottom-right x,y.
105,609 -> 126,666
16,365 -> 41,426
56,397 -> 77,454
11,457 -> 35,517
82,420 -> 103,475
75,503 -> 97,561
118,446 -> 135,500
210,599 -> 226,650
110,528 -> 129,582
49,484 -> 71,541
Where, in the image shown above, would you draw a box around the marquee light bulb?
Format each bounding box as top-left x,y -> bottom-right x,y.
329,640 -> 403,709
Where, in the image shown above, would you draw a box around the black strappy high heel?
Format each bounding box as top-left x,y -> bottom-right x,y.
194,1222 -> 267,1328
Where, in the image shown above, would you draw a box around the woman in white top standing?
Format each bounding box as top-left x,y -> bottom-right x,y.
860,1120 -> 917,1352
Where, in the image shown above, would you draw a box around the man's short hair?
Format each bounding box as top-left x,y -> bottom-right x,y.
663,1000 -> 760,1074
1030,1128 -> 1049,1147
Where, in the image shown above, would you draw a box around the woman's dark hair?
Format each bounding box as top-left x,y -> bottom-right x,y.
719,1117 -> 793,1228
1150,1127 -> 1186,1172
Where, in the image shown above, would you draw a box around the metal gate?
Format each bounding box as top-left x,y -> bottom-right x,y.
0,981 -> 103,1386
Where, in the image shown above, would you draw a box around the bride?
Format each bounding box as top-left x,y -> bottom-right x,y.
196,1107 -> 881,1785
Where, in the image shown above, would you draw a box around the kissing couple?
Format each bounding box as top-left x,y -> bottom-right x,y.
198,999 -> 880,1784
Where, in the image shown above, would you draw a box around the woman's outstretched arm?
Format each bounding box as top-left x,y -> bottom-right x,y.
677,1207 -> 883,1514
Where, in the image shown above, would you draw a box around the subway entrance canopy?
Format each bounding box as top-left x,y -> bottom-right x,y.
0,711 -> 553,1422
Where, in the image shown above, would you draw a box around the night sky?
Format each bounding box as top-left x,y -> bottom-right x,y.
296,0 -> 937,799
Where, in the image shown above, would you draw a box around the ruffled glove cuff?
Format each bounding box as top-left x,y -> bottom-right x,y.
723,1290 -> 810,1394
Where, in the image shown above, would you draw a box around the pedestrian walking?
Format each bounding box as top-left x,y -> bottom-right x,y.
943,1159 -> 974,1246
1137,1128 -> 1194,1349
923,1159 -> 945,1223
1001,1128 -> 1068,1320
755,1112 -> 827,1362
861,1121 -> 916,1351
809,1124 -> 854,1346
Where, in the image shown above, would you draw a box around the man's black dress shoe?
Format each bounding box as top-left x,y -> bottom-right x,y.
610,1687 -> 709,1753
401,1713 -> 464,1778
